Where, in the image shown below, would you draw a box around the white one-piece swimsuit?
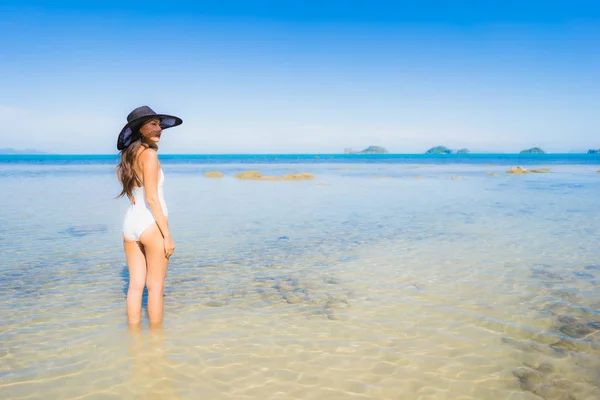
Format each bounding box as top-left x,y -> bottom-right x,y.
122,169 -> 168,241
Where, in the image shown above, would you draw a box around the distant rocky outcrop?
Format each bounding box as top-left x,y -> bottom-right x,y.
345,146 -> 388,154
360,146 -> 388,154
0,148 -> 45,154
425,146 -> 452,154
520,147 -> 546,154
425,146 -> 470,154
587,149 -> 600,154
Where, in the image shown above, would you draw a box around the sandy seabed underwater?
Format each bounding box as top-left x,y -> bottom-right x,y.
1,156 -> 599,399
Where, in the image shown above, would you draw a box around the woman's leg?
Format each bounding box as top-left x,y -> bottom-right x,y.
123,237 -> 147,326
139,224 -> 169,327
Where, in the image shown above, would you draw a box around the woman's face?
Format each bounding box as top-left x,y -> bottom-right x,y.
139,118 -> 162,146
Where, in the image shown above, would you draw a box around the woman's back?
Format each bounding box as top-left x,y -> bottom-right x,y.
123,148 -> 169,241
130,167 -> 168,214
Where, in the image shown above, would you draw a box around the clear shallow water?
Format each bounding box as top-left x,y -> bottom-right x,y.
1,158 -> 600,399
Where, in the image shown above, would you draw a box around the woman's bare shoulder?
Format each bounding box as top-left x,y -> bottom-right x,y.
137,147 -> 158,163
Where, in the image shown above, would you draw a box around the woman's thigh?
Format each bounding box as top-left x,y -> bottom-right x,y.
123,237 -> 147,288
139,224 -> 168,286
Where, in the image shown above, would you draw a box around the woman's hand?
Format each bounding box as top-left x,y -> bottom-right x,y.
164,235 -> 176,259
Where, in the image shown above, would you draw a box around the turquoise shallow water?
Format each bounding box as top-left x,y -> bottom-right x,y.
1,156 -> 599,399
2,153 -> 600,165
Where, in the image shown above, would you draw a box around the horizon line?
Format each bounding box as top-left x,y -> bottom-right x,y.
1,152 -> 600,156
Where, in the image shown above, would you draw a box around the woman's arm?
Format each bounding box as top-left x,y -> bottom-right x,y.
139,149 -> 171,240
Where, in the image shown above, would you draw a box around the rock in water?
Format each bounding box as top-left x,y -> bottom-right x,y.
507,166 -> 530,174
203,171 -> 224,178
281,173 -> 315,181
530,168 -> 551,173
234,170 -> 316,181
235,171 -> 264,180
507,166 -> 551,174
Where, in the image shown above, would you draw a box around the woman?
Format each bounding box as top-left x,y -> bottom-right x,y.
116,105 -> 183,327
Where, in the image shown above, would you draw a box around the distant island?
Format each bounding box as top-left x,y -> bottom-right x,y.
0,148 -> 46,154
520,147 -> 545,154
344,146 -> 388,154
425,146 -> 470,154
587,149 -> 600,154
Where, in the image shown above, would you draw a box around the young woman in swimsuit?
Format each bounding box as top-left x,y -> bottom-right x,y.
116,106 -> 183,327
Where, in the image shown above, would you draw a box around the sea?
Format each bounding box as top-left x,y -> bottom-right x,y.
1,153 -> 599,399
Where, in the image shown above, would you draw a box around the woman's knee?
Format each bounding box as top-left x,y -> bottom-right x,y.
129,278 -> 145,293
146,278 -> 164,294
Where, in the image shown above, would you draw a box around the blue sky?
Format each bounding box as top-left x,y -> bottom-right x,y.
1,1 -> 599,154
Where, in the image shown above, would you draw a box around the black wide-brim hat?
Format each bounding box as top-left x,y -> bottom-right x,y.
117,105 -> 183,150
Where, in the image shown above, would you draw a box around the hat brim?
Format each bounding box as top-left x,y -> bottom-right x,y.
117,114 -> 183,151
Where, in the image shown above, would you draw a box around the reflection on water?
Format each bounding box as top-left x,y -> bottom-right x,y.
1,163 -> 599,399
127,325 -> 180,399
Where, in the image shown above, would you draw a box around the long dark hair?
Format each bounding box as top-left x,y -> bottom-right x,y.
116,136 -> 146,202
116,120 -> 160,202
